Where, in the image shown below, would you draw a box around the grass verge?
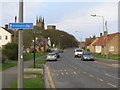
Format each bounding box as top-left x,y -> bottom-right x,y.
0,63 -> 16,71
35,57 -> 46,64
93,54 -> 120,61
29,65 -> 44,69
10,72 -> 45,88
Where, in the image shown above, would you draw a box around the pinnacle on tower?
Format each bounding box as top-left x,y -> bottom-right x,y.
39,16 -> 42,22
43,17 -> 44,23
36,16 -> 39,23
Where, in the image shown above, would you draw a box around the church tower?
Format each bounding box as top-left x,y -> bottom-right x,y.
36,16 -> 45,30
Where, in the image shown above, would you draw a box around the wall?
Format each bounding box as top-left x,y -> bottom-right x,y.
0,27 -> 12,48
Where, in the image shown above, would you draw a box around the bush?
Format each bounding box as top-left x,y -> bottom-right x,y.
2,43 -> 18,60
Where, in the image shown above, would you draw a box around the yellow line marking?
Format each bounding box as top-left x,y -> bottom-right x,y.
89,75 -> 94,77
107,83 -> 117,88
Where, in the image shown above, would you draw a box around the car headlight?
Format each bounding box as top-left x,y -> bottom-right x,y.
83,57 -> 87,59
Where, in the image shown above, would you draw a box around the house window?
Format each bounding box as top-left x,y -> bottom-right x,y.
5,35 -> 8,40
109,46 -> 114,51
0,36 -> 1,40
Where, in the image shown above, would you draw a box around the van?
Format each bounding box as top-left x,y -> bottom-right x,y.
74,48 -> 83,58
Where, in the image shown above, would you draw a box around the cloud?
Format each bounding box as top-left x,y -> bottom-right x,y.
56,2 -> 118,41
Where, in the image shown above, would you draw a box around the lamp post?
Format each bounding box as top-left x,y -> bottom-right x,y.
91,14 -> 105,56
58,35 -> 64,49
33,37 -> 38,68
75,31 -> 82,48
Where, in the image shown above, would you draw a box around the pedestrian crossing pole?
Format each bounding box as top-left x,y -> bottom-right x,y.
18,0 -> 24,88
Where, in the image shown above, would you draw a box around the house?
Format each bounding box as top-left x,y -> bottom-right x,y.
84,36 -> 97,52
93,32 -> 120,55
0,27 -> 14,48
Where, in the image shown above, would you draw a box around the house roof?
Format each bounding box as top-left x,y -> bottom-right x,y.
0,27 -> 14,34
93,32 -> 119,45
85,37 -> 96,46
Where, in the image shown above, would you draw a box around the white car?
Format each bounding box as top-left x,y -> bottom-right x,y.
46,53 -> 57,61
74,49 -> 83,58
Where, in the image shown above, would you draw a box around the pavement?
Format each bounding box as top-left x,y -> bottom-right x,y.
46,48 -> 119,88
2,55 -> 46,88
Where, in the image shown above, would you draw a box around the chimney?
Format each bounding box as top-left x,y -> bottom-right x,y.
100,33 -> 102,37
93,35 -> 96,38
104,31 -> 108,37
5,24 -> 8,29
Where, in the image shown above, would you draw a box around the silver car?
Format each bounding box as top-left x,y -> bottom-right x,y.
81,52 -> 94,61
46,53 -> 57,61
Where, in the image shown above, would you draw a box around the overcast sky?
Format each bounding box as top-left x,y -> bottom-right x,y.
0,0 -> 119,41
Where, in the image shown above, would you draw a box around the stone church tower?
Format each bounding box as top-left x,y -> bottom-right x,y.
36,16 -> 44,30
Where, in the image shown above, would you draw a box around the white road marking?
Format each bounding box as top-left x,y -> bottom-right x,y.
107,83 -> 117,88
104,73 -> 120,80
89,75 -> 94,77
73,72 -> 77,75
66,72 -> 68,75
61,72 -> 64,75
83,72 -> 87,74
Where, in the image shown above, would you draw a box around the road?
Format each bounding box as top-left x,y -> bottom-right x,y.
46,48 -> 119,88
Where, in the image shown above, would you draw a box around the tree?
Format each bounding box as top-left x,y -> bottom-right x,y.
2,43 -> 18,60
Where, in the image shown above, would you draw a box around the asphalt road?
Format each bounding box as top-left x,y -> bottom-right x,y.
46,48 -> 119,88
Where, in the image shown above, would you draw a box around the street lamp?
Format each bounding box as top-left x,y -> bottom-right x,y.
33,37 -> 38,68
58,35 -> 64,49
75,31 -> 83,48
91,14 -> 108,57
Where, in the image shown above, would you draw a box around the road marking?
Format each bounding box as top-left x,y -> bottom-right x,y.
56,74 -> 59,76
89,74 -> 94,77
97,78 -> 104,82
104,73 -> 120,80
107,83 -> 117,88
73,72 -> 77,75
64,69 -> 67,71
61,72 -> 64,75
66,72 -> 68,75
83,72 -> 87,74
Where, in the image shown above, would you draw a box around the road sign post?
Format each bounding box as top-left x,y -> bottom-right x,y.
18,0 -> 24,88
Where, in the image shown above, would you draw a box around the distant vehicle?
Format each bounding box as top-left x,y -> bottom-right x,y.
52,52 -> 60,58
74,48 -> 83,58
81,52 -> 94,61
46,53 -> 57,61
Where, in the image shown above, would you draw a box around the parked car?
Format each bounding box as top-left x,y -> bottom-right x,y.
46,53 -> 57,61
52,52 -> 60,58
74,48 -> 83,58
59,49 -> 64,53
81,52 -> 94,61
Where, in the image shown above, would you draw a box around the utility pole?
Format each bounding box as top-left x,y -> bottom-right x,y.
18,0 -> 24,88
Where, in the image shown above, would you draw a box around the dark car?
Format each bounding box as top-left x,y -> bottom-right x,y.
81,52 -> 94,61
59,49 -> 64,53
52,52 -> 60,58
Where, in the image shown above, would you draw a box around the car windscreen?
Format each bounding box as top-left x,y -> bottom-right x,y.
48,54 -> 56,56
76,50 -> 83,52
83,52 -> 92,55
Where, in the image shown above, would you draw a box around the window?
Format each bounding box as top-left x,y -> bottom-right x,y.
5,35 -> 8,40
109,46 -> 114,51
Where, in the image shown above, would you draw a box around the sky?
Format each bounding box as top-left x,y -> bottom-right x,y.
0,0 -> 119,41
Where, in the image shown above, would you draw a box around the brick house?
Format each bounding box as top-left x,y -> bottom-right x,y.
93,32 -> 120,55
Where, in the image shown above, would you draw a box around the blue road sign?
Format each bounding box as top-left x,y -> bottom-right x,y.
8,23 -> 33,29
